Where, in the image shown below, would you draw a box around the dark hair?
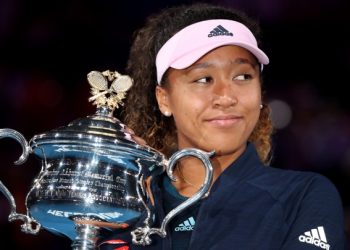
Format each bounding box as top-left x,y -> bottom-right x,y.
122,3 -> 273,164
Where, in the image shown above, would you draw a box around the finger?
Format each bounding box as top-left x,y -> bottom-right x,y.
123,126 -> 135,135
132,135 -> 147,146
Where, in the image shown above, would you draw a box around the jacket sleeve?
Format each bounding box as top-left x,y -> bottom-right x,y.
281,174 -> 346,250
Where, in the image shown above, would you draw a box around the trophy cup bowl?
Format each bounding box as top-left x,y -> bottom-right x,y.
0,70 -> 214,249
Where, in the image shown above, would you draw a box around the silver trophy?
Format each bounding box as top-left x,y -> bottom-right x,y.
0,70 -> 214,249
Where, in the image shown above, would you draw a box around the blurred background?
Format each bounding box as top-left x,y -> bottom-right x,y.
0,0 -> 349,249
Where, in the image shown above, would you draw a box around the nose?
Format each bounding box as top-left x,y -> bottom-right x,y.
212,80 -> 237,108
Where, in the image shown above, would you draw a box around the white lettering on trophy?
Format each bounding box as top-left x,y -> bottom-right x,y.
43,169 -> 129,190
83,171 -> 114,181
35,189 -> 123,203
115,176 -> 127,185
47,209 -> 123,220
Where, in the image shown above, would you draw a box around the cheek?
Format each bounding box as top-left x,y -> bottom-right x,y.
242,89 -> 261,124
170,93 -> 209,134
251,109 -> 261,128
170,88 -> 207,115
241,88 -> 261,107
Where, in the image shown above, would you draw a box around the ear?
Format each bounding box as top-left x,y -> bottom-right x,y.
155,85 -> 171,115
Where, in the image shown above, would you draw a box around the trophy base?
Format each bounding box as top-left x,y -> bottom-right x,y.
71,215 -> 129,250
71,221 -> 100,250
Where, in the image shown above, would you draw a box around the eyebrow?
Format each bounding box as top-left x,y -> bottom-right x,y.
188,62 -> 212,70
231,58 -> 259,69
188,57 -> 259,71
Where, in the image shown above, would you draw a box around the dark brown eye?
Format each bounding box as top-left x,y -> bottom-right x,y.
233,74 -> 252,81
195,76 -> 212,84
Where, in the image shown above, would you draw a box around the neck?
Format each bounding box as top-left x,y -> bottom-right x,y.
171,153 -> 237,197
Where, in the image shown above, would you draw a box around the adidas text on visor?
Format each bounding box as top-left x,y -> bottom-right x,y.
156,19 -> 269,84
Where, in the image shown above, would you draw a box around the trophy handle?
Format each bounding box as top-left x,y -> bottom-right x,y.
0,128 -> 41,234
131,148 -> 214,245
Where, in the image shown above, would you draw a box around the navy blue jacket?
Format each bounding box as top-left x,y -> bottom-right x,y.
100,143 -> 345,250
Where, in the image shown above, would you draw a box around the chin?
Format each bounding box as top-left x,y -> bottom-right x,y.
202,142 -> 247,157
197,145 -> 230,155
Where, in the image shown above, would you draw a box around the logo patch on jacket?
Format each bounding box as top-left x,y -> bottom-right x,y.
298,226 -> 330,250
175,216 -> 196,231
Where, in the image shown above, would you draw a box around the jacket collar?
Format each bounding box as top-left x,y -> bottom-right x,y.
210,142 -> 264,193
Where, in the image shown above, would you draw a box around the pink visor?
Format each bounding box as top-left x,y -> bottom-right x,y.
156,19 -> 269,84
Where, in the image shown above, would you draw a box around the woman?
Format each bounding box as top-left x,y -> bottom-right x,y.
100,3 -> 345,250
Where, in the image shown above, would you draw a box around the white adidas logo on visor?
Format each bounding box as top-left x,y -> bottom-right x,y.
298,226 -> 330,250
174,216 -> 195,231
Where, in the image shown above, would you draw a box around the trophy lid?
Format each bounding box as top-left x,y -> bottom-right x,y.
29,70 -> 164,170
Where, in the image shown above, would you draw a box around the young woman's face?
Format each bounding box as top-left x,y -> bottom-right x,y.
156,45 -> 262,157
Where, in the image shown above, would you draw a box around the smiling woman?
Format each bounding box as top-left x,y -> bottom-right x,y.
97,2 -> 346,250
158,45 -> 262,164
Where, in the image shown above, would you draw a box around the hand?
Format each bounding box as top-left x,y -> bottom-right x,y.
123,126 -> 147,146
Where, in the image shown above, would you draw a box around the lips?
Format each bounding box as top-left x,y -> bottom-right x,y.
205,114 -> 242,126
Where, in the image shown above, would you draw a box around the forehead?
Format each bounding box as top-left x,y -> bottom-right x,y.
199,45 -> 258,62
162,45 -> 260,87
163,46 -> 260,88
185,45 -> 260,71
